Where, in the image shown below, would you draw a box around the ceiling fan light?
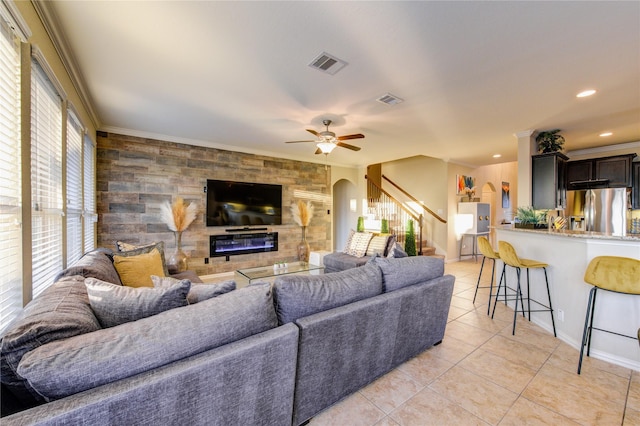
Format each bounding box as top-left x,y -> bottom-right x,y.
317,141 -> 336,154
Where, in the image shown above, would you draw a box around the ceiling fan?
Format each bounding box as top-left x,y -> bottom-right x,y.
285,119 -> 364,154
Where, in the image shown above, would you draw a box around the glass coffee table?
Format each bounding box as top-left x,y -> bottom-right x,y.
236,261 -> 323,287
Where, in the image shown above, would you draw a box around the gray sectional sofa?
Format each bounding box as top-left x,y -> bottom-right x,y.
1,249 -> 454,426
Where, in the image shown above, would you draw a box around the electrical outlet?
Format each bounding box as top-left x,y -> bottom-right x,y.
204,258 -> 209,264
557,309 -> 564,322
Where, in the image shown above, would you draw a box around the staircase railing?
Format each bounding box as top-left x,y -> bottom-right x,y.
365,175 -> 423,255
382,175 -> 447,224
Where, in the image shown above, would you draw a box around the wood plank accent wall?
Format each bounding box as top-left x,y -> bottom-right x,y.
97,132 -> 331,276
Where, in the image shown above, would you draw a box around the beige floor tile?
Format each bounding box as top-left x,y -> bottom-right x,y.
456,308 -> 512,334
447,305 -> 470,322
549,341 -> 632,381
627,372 -> 640,412
445,321 -> 496,347
624,407 -> 640,426
450,294 -> 479,311
373,417 -> 401,426
522,363 -> 624,425
458,348 -> 537,394
361,368 -> 424,414
429,335 -> 478,364
309,392 -> 386,426
498,320 -> 559,354
481,334 -> 551,371
498,397 -> 580,425
429,365 -> 519,425
389,387 -> 488,426
397,350 -> 455,386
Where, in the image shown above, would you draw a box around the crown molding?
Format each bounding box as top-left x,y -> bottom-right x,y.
566,141 -> 640,157
31,0 -> 100,130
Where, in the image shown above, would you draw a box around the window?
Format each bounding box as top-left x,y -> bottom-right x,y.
83,136 -> 96,252
31,59 -> 63,298
0,16 -> 22,333
66,111 -> 83,264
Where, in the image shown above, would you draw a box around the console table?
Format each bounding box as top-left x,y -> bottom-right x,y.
235,261 -> 323,287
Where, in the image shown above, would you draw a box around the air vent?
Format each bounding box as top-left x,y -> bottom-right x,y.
308,52 -> 347,75
376,93 -> 404,106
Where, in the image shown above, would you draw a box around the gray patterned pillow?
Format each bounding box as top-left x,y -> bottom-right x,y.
85,277 -> 190,328
342,229 -> 356,253
151,275 -> 236,304
113,241 -> 169,277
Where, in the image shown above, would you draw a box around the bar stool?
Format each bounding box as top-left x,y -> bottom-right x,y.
474,236 -> 504,315
492,241 -> 556,337
577,256 -> 640,374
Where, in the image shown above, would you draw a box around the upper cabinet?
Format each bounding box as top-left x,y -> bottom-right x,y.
566,154 -> 636,190
532,152 -> 568,210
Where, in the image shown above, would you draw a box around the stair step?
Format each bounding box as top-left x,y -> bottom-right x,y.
421,246 -> 436,256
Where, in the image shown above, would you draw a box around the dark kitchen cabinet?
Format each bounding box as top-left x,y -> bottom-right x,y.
567,154 -> 636,189
532,152 -> 568,210
633,161 -> 640,209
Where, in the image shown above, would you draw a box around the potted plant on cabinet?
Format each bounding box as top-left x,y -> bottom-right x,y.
536,129 -> 565,153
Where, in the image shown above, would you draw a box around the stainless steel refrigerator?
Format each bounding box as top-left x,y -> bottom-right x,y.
566,188 -> 629,235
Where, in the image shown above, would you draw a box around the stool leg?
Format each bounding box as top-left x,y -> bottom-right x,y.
491,263 -> 507,319
543,267 -> 556,337
578,286 -> 596,374
513,267 -> 523,335
486,258 -> 496,315
473,256 -> 487,304
586,288 -> 599,357
526,268 -> 531,321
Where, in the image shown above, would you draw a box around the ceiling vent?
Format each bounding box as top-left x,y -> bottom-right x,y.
308,52 -> 347,75
376,93 -> 404,106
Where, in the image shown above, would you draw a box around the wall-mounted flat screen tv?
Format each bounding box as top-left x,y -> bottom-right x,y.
206,179 -> 282,227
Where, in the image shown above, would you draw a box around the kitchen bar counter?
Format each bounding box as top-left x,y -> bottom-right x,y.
494,226 -> 640,371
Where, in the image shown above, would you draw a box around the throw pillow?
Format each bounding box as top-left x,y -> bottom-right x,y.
342,229 -> 356,253
85,277 -> 190,328
115,240 -> 157,253
113,241 -> 169,276
387,242 -> 408,258
113,247 -> 166,288
346,232 -> 374,257
365,235 -> 390,257
151,275 -> 236,304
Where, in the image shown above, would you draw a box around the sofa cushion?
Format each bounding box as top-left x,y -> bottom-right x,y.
345,232 -> 374,257
113,247 -> 166,288
17,284 -> 277,400
54,249 -> 122,285
0,276 -> 101,407
85,277 -> 190,328
386,242 -> 409,258
151,275 -> 236,304
372,256 -> 444,292
273,263 -> 383,325
323,251 -> 370,272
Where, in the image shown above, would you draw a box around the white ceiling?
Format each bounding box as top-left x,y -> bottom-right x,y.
46,1 -> 639,168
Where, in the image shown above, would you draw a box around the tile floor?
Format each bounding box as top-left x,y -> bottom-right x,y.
306,259 -> 640,426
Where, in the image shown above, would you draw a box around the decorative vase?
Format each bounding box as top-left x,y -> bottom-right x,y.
168,231 -> 188,273
297,226 -> 310,263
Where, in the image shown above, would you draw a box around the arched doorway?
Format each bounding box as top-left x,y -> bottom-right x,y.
332,178 -> 358,251
480,182 -> 497,245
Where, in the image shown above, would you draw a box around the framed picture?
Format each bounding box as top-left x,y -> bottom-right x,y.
456,175 -> 476,195
502,181 -> 510,208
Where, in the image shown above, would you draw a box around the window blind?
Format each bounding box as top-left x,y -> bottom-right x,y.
31,59 -> 63,298
83,136 -> 96,252
0,17 -> 22,333
66,112 -> 83,265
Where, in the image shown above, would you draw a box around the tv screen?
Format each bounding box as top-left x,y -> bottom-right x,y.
206,179 -> 282,227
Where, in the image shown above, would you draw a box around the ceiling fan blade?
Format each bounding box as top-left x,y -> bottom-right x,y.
314,148 -> 322,155
285,140 -> 315,143
306,129 -> 319,137
337,133 -> 365,141
337,141 -> 361,151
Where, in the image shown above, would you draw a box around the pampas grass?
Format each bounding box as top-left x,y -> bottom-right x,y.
291,200 -> 314,227
160,197 -> 198,232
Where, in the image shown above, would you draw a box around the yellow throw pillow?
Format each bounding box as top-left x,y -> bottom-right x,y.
114,248 -> 166,288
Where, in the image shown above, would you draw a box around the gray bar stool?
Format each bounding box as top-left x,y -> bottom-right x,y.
577,256 -> 640,374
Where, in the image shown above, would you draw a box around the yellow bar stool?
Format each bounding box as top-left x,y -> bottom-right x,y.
474,236 -> 504,315
577,256 -> 640,374
492,241 -> 557,337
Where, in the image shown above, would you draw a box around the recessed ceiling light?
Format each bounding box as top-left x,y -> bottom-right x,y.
599,132 -> 613,137
576,89 -> 596,98
493,154 -> 501,158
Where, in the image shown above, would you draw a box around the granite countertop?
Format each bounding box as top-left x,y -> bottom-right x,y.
494,224 -> 640,241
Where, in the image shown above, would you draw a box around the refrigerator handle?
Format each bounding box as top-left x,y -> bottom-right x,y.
585,190 -> 593,231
